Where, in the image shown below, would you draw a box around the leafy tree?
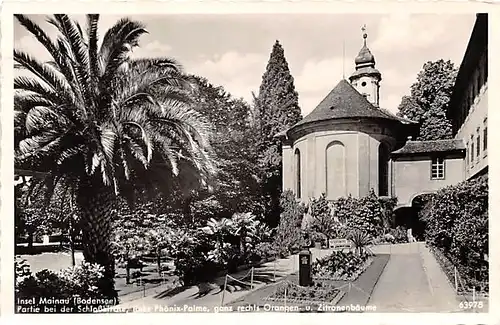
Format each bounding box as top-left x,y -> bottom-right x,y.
397,60 -> 458,140
14,14 -> 216,298
254,40 -> 302,227
189,76 -> 264,219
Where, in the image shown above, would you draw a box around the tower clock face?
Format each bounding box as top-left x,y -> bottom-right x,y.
361,81 -> 367,87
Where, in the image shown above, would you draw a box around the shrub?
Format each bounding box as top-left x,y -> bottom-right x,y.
420,174 -> 488,291
383,233 -> 396,243
15,258 -> 110,312
308,194 -> 336,246
333,190 -> 386,237
391,226 -> 408,243
273,190 -> 306,257
269,281 -> 339,302
347,230 -> 373,255
169,228 -> 224,285
249,242 -> 278,262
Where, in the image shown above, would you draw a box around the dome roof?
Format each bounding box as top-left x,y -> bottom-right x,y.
355,45 -> 375,66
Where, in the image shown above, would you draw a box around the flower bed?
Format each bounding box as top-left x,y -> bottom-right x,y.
265,281 -> 344,306
312,251 -> 372,281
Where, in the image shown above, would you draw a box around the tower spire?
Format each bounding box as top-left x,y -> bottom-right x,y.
349,23 -> 382,107
362,24 -> 367,46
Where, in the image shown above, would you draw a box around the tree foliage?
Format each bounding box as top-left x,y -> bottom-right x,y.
188,76 -> 264,220
397,60 -> 458,140
254,40 -> 302,226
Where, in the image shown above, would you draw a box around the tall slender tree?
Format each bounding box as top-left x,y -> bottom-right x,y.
397,59 -> 457,140
14,14 -> 216,298
254,40 -> 302,227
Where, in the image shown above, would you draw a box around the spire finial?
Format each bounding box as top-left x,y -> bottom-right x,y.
362,24 -> 367,45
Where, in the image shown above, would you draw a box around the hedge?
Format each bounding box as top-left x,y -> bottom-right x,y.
419,174 -> 488,292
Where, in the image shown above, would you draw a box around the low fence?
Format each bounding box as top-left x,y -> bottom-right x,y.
220,267 -> 255,306
428,244 -> 488,309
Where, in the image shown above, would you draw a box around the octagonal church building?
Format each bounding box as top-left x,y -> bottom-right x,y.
277,31 -> 420,202
277,14 -> 487,220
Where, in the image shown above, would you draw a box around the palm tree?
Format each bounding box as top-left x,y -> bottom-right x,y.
231,212 -> 257,257
14,14 -> 216,298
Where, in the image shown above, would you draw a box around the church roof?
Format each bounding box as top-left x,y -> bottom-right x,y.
289,79 -> 415,130
391,139 -> 466,156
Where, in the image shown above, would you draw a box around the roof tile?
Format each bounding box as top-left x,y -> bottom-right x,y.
391,139 -> 466,156
289,79 -> 415,129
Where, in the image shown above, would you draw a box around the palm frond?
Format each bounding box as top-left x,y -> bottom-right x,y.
15,15 -> 61,65
14,76 -> 61,104
53,14 -> 93,112
14,49 -> 74,102
87,14 -> 100,91
25,106 -> 64,135
99,18 -> 147,87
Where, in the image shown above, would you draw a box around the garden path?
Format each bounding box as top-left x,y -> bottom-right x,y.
368,242 -> 460,312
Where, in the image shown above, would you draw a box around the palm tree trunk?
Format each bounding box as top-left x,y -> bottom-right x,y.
69,198 -> 76,266
76,178 -> 117,300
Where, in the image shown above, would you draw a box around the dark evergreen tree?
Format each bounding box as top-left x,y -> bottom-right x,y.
397,59 -> 458,141
254,40 -> 302,227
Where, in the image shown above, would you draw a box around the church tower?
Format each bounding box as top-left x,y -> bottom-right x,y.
349,26 -> 382,107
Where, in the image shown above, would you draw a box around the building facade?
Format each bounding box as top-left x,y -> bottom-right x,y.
448,13 -> 488,180
278,14 -> 488,210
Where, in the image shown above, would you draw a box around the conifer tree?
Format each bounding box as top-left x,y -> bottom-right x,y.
254,40 -> 302,227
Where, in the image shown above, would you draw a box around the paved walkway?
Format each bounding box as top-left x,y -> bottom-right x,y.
368,242 -> 460,312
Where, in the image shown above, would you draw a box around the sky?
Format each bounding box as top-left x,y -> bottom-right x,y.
14,14 -> 476,116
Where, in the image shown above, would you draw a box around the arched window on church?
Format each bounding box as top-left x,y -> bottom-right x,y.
325,141 -> 346,200
295,149 -> 301,199
378,142 -> 390,196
